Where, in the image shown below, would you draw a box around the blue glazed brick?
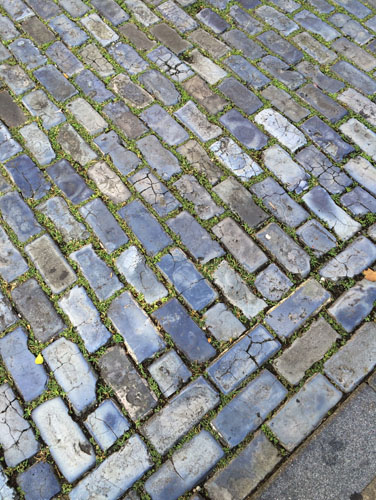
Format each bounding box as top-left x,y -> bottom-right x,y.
207,325 -> 280,394
0,65 -> 34,95
266,279 -> 331,339
108,291 -> 166,363
108,42 -> 149,74
254,264 -> 293,302
119,200 -> 171,256
152,298 -> 216,363
80,198 -> 128,253
220,109 -> 268,150
148,350 -> 191,398
5,154 -> 50,200
0,226 -> 28,282
0,291 -> 17,331
204,303 -> 245,342
91,0 -> 129,25
328,279 -> 376,332
103,101 -> 147,140
158,248 -> 217,311
34,65 -> 77,101
0,121 -> 22,161
94,131 -> 140,176
26,0 -> 61,19
59,286 -> 111,353
9,38 -> 46,69
267,374 -> 342,451
49,14 -> 87,46
296,219 -> 337,257
0,191 -> 41,243
84,399 -> 130,451
137,135 -> 181,180
17,462 -> 60,500
0,327 -> 48,402
22,90 -> 66,130
212,370 -> 287,447
167,211 -> 224,264
46,41 -> 83,76
225,55 -> 270,89
145,431 -> 224,500
140,104 -> 189,146
70,244 -> 122,301
75,69 -> 114,103
47,159 -> 93,204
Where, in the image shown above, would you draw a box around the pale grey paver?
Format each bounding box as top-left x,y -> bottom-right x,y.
343,156 -> 376,197
148,350 -> 192,398
174,174 -> 224,220
255,109 -> 306,152
32,397 -> 95,483
340,118 -> 376,160
210,137 -> 262,181
0,226 -> 28,282
66,98 -> 107,136
263,145 -> 309,193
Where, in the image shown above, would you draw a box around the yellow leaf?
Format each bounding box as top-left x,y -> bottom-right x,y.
363,268 -> 376,282
35,353 -> 44,364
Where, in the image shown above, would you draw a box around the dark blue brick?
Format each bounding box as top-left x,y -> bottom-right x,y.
5,154 -> 50,200
47,159 -> 93,204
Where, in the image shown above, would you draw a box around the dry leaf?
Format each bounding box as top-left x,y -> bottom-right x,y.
35,353 -> 44,364
363,268 -> 376,281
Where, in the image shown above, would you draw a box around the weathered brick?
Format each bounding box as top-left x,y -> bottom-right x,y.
174,174 -> 224,219
148,350 -> 191,398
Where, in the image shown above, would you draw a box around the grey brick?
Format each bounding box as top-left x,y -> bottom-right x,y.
328,279 -> 376,332
84,400 -> 130,451
139,69 -> 181,106
168,211 -> 224,264
34,65 -> 77,101
218,77 -> 262,115
267,374 -> 342,451
110,74 -> 153,108
47,159 -> 93,204
229,5 -> 262,34
119,199 -> 171,255
88,162 -> 131,204
254,264 -> 293,302
188,28 -> 229,59
0,327 -> 48,401
21,16 -> 55,44
256,5 -> 298,35
126,0 -> 159,25
0,15 -> 19,40
148,46 -> 193,82
274,317 -> 340,385
0,291 -> 17,331
256,223 -> 310,278
141,376 -> 219,454
298,61 -> 346,94
0,226 -> 28,282
57,123 -> 96,166
76,69 -> 114,103
49,15 -> 87,47
294,10 -> 339,41
9,37 -> 46,69
293,32 -> 336,64
22,89 -> 65,130
81,13 -> 119,46
298,84 -> 347,123
325,322 -> 376,392
25,234 -> 76,294
189,49 -> 227,84
251,177 -> 308,227
205,431 -> 281,500
0,90 -> 27,128
150,23 -> 190,54
296,219 -> 337,257
225,55 -> 269,89
92,0 -> 129,25
212,217 -> 267,273
220,109 -> 268,150
138,135 -> 181,180
67,98 -> 107,135
175,100 -> 222,142
41,208 -> 79,259
332,37 -> 376,72
95,130 -> 142,174
0,191 -> 41,243
257,30 -> 302,65
0,64 -> 34,95
296,145 -> 352,195
99,345 -> 157,420
0,384 -> 39,467
259,55 -> 304,90
203,302 -> 246,342
12,278 -> 66,342
340,119 -> 376,161
207,325 -> 280,394
338,88 -> 376,127
158,247 -> 217,310
177,140 -> 222,185
20,122 -> 55,165
69,435 -> 152,500
26,0 -> 61,19
210,137 -> 262,181
129,167 -> 180,216
341,187 -> 376,215
332,0 -> 371,18
58,0 -> 89,17
70,245 -> 122,301
214,261 -> 267,319
0,121 -> 22,161
108,291 -> 165,363
344,156 -> 376,197
0,0 -> 33,21
80,198 -> 129,254
148,350 -> 191,397
119,23 -> 156,51
43,338 -> 97,414
269,0 -> 299,11
79,43 -> 114,78
222,29 -> 266,60
32,397 -> 95,482
214,177 -> 267,227
157,0 -> 197,32
141,104 -> 189,146
109,42 -> 150,74
174,174 -> 224,220
152,298 -> 216,363
331,60 -> 376,95
302,186 -> 361,241
197,8 -> 229,33
145,431 -> 224,500
183,74 -> 225,114
301,116 -> 354,162
5,154 -> 50,200
212,370 -> 287,448
265,279 -> 331,339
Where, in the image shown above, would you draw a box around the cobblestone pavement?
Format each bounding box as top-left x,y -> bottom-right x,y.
0,0 -> 375,498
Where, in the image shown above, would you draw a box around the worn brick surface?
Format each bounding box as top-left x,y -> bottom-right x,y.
1,0 -> 376,496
